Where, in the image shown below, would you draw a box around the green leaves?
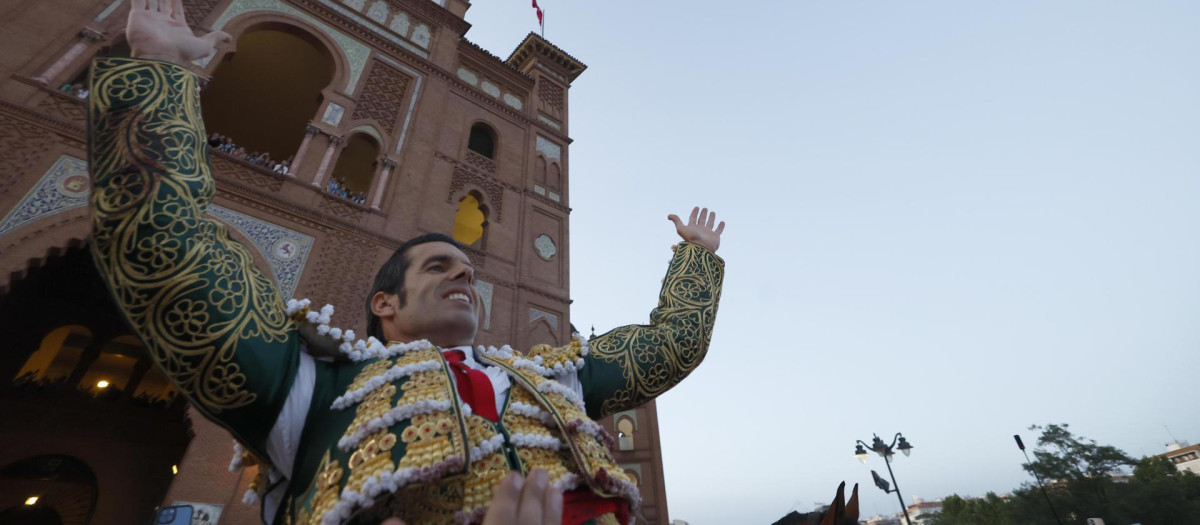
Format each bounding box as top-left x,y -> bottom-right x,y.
929,424 -> 1200,525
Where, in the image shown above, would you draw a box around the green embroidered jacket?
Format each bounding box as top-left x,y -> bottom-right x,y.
87,58 -> 723,524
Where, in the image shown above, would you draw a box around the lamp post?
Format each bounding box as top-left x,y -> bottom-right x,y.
854,432 -> 914,525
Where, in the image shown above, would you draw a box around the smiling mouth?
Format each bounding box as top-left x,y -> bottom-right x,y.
445,292 -> 472,304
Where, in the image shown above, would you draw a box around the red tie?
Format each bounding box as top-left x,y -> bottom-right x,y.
442,350 -> 499,422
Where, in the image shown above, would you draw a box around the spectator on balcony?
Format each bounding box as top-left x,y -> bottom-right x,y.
233,146 -> 246,158
74,84 -> 89,99
208,132 -> 223,149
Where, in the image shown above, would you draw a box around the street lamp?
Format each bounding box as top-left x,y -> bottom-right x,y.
853,432 -> 915,525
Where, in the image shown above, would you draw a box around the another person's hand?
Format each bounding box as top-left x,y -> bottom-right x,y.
128,0 -> 230,65
380,469 -> 562,525
669,206 -> 725,253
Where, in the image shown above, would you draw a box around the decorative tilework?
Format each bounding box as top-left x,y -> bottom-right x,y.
534,234 -> 556,260
322,102 -> 346,125
212,0 -> 372,92
0,157 -> 314,299
476,279 -> 494,330
373,56 -> 425,157
318,0 -> 428,58
535,135 -> 561,161
366,0 -> 388,22
503,93 -> 523,110
207,205 -> 314,299
411,24 -> 431,48
480,81 -> 500,98
343,0 -> 365,10
529,307 -> 559,331
389,12 -> 411,37
456,67 -> 478,86
0,155 -> 89,238
537,114 -> 561,130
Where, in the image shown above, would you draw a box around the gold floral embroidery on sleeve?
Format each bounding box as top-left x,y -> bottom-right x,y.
590,242 -> 724,416
88,59 -> 292,414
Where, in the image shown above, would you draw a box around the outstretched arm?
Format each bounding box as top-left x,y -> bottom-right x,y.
579,207 -> 725,419
88,0 -> 295,457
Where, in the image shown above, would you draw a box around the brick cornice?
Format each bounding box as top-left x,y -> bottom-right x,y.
0,96 -> 85,139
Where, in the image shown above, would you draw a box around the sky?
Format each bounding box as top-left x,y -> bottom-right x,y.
463,1 -> 1200,522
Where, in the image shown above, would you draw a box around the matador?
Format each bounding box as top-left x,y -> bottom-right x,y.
87,1 -> 725,523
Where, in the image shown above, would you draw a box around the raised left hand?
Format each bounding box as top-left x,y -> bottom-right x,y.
668,206 -> 725,253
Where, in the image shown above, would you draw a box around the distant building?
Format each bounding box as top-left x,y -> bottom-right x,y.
907,497 -> 943,521
1154,441 -> 1200,475
862,515 -> 903,525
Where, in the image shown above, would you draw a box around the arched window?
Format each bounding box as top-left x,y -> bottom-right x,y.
201,27 -> 335,168
548,162 -> 561,190
535,157 -> 547,185
327,133 -> 380,204
77,335 -> 142,397
467,123 -> 496,159
14,325 -> 91,386
452,193 -> 487,248
617,417 -> 635,451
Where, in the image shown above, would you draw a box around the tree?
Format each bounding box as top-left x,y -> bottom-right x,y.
928,493 -> 1011,525
1015,423 -> 1135,522
929,424 -> 1200,524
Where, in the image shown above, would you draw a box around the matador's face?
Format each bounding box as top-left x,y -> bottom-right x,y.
388,241 -> 481,347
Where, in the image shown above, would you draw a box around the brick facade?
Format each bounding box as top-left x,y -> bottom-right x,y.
0,0 -> 669,522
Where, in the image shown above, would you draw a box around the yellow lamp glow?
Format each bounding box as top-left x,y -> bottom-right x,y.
172,465 -> 178,475
25,496 -> 38,506
96,380 -> 110,389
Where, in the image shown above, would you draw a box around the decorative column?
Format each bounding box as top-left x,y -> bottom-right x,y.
289,124 -> 320,177
35,28 -> 105,85
370,158 -> 397,210
310,135 -> 344,189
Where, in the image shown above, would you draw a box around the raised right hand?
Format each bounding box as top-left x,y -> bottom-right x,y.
128,0 -> 230,65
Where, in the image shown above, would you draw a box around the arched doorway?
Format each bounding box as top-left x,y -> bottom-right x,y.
0,455 -> 97,525
0,245 -> 192,524
201,25 -> 336,166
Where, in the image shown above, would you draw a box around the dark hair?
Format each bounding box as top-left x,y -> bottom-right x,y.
365,233 -> 464,341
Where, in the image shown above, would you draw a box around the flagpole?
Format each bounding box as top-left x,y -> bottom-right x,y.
541,8 -> 545,37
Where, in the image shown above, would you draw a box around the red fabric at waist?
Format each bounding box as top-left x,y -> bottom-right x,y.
562,488 -> 629,525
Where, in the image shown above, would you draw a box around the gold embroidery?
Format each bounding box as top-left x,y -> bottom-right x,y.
501,370 -> 586,485
346,358 -> 392,392
342,383 -> 396,441
590,242 -> 723,416
295,452 -> 344,525
526,338 -> 585,369
88,59 -> 293,414
463,415 -> 507,512
346,431 -> 397,492
398,412 -> 458,469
